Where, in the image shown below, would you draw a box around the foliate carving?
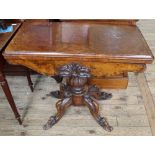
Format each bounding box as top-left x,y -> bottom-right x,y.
59,63 -> 90,78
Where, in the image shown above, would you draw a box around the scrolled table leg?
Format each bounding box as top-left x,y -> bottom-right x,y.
43,97 -> 72,130
84,95 -> 113,132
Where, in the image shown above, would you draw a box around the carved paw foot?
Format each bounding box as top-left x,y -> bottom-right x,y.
84,95 -> 113,132
43,116 -> 57,130
97,116 -> 113,132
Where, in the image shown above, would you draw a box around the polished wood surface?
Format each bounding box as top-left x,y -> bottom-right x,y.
3,21 -> 154,81
0,22 -> 33,76
4,22 -> 153,63
88,73 -> 128,89
0,23 -> 21,51
0,23 -> 22,75
0,23 -> 21,71
60,19 -> 138,25
0,23 -> 24,77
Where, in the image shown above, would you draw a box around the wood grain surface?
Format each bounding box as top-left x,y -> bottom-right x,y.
4,21 -> 153,63
0,23 -> 21,51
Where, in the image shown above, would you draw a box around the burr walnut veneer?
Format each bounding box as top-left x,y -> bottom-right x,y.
3,21 -> 154,131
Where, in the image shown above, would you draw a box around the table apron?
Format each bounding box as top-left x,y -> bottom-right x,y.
5,59 -> 146,77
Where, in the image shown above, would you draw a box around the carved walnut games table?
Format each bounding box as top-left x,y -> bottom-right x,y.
3,20 -> 154,132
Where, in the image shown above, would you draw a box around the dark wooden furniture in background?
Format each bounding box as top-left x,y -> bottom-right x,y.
0,20 -> 33,124
3,20 -> 154,131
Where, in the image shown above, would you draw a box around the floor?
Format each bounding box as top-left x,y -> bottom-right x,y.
0,20 -> 155,136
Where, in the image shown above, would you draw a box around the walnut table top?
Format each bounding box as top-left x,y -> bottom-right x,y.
4,21 -> 154,63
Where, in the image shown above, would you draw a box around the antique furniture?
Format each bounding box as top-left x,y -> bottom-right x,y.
3,20 -> 154,131
0,20 -> 33,124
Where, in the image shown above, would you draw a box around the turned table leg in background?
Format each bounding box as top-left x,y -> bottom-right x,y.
26,69 -> 34,92
44,63 -> 113,132
0,71 -> 22,125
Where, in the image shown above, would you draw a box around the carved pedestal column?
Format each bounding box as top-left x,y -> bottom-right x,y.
43,63 -> 113,132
